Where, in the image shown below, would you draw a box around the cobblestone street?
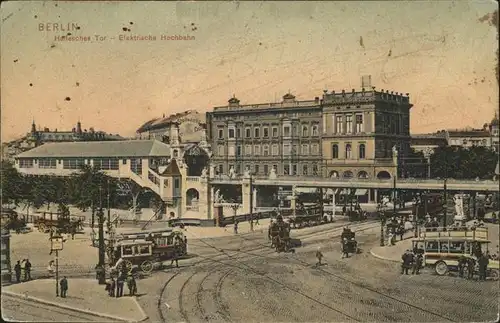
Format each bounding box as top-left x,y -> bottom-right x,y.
135,223 -> 499,323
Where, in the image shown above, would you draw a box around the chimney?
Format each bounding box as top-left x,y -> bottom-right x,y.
314,97 -> 319,103
361,75 -> 372,88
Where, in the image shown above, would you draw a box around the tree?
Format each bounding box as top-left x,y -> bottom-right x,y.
430,146 -> 498,179
0,160 -> 24,206
116,180 -> 144,221
399,149 -> 427,178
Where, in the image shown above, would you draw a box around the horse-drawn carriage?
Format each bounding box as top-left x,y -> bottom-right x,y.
33,211 -> 85,235
341,228 -> 359,257
109,228 -> 187,274
287,205 -> 325,229
268,216 -> 292,252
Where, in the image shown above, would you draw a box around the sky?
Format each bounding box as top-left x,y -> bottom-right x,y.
1,0 -> 498,142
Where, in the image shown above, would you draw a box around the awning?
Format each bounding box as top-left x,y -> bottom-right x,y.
294,187 -> 318,194
355,189 -> 368,196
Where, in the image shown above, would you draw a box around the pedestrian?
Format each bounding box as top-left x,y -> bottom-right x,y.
341,238 -> 349,259
316,247 -> 323,266
183,236 -> 188,253
458,256 -> 467,278
234,220 -> 239,234
116,274 -> 124,298
127,273 -> 137,296
467,257 -> 475,280
20,259 -> 26,281
170,241 -> 180,268
14,260 -> 21,283
60,276 -> 68,298
24,259 -> 32,281
478,253 -> 489,281
401,250 -> 412,275
47,260 -> 55,276
412,253 -> 422,275
255,213 -> 260,225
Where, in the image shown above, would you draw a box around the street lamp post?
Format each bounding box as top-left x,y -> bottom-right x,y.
249,174 -> 254,232
378,204 -> 386,246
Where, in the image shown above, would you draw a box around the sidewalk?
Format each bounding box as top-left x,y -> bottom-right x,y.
3,279 -> 148,322
370,235 -> 415,263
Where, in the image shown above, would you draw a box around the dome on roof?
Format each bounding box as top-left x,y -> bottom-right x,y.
283,93 -> 296,100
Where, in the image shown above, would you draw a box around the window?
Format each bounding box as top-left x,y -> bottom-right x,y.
283,126 -> 290,137
254,145 -> 261,155
263,144 -> 269,156
284,165 -> 290,175
174,178 -> 180,189
94,158 -> 119,170
312,125 -> 319,136
332,144 -> 339,159
264,165 -> 269,175
263,127 -> 269,138
272,144 -> 279,155
311,144 -> 319,155
218,128 -> 224,139
439,241 -> 449,253
312,164 -> 319,176
245,128 -> 251,138
39,159 -> 56,169
228,128 -> 235,138
359,144 -> 366,159
254,164 -> 260,174
130,158 -> 142,175
346,115 -> 353,133
139,245 -> 150,255
283,144 -> 291,155
336,116 -> 343,133
245,145 -> 252,155
19,159 -> 34,168
356,115 -> 364,133
272,127 -> 278,137
218,145 -> 225,156
122,159 -> 127,165
237,145 -> 242,156
254,127 -> 260,138
302,165 -> 308,175
345,144 -> 352,159
292,164 -> 297,175
122,246 -> 133,256
63,158 -> 84,169
301,144 -> 309,155
302,125 -> 308,137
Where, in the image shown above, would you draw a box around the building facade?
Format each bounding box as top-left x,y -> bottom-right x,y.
444,113 -> 499,152
206,93 -> 323,177
321,86 -> 412,180
410,132 -> 448,156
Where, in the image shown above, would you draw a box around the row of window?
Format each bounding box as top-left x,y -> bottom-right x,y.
333,114 -> 364,134
217,163 -> 320,176
18,158 -> 130,170
211,111 -> 320,121
219,124 -> 320,140
217,143 -> 320,157
332,143 -> 366,159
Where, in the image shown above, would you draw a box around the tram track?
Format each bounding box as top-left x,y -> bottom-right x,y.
234,224 -> 458,322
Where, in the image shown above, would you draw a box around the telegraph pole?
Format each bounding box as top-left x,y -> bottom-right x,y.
249,175 -> 254,232
392,176 -> 397,216
443,179 -> 448,227
97,183 -> 106,285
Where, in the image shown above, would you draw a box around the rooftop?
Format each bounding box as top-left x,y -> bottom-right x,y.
15,140 -> 171,158
136,110 -> 206,133
447,130 -> 491,138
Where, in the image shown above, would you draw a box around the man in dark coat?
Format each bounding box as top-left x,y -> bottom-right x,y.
412,253 -> 422,275
116,273 -> 125,298
466,257 -> 476,280
478,254 -> 489,281
14,260 -> 21,283
24,259 -> 32,281
401,250 -> 413,275
60,276 -> 68,298
458,255 -> 468,278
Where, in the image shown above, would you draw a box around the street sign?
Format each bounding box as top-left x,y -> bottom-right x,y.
50,236 -> 64,251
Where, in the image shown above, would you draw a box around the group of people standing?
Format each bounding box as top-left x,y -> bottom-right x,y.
105,265 -> 137,298
401,250 -> 423,275
457,253 -> 490,281
13,259 -> 32,283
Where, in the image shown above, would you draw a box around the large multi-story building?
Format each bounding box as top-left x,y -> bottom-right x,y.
2,120 -> 124,161
321,81 -> 412,180
206,93 -> 323,177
